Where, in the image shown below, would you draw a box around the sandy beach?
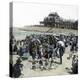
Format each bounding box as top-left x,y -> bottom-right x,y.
12,26 -> 78,77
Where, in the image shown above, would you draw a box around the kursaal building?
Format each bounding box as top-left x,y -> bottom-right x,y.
40,12 -> 78,30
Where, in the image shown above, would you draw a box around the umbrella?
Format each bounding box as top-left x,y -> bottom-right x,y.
57,41 -> 65,47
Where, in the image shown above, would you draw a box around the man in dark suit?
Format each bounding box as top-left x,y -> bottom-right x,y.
59,45 -> 64,64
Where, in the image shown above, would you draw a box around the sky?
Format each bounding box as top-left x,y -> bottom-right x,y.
13,2 -> 78,28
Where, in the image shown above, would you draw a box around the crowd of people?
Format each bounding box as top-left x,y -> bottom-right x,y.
10,33 -> 78,77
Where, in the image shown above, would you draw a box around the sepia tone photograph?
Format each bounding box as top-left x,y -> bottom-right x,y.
9,2 -> 78,78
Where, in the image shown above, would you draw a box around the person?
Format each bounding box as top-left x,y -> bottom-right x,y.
13,57 -> 23,78
57,41 -> 65,64
29,42 -> 37,69
70,36 -> 77,52
59,44 -> 63,64
37,44 -> 43,69
72,55 -> 78,74
68,36 -> 77,59
43,47 -> 49,69
48,43 -> 54,69
13,43 -> 17,54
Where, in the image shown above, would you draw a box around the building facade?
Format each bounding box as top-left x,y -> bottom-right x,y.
40,12 -> 78,30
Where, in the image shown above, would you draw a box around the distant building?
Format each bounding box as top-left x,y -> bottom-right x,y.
40,12 -> 78,30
